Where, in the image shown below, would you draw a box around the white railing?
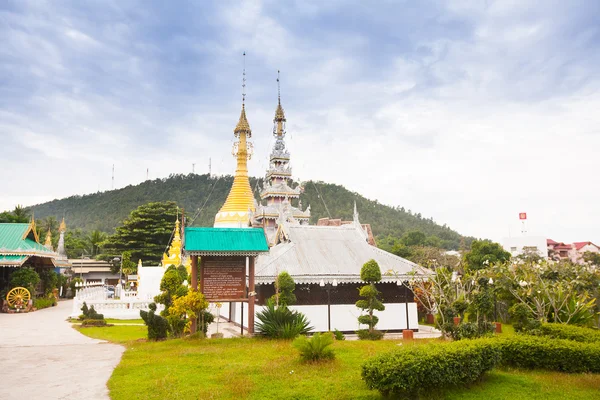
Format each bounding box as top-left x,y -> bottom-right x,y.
71,282 -> 161,319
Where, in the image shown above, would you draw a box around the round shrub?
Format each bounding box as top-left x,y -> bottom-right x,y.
360,259 -> 382,282
10,267 -> 40,294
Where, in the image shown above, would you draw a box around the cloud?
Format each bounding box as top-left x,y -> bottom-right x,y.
1,0 -> 599,246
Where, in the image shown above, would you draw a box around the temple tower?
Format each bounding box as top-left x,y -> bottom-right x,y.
214,54 -> 256,228
255,71 -> 310,243
56,218 -> 67,258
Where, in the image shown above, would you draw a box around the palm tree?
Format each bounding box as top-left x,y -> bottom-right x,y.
88,230 -> 107,256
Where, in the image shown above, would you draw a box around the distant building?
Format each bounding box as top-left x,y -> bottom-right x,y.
547,239 -> 600,264
502,236 -> 549,259
69,258 -> 120,285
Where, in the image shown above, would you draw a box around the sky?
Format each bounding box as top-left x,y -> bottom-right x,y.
1,0 -> 599,244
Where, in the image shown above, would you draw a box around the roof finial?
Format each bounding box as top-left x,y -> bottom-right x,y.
242,51 -> 246,107
277,70 -> 281,105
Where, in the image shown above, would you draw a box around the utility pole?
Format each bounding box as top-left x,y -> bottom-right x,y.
192,163 -> 195,174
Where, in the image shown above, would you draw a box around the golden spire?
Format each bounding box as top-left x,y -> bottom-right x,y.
274,70 -> 286,138
162,217 -> 183,268
59,217 -> 67,233
214,52 -> 256,228
44,229 -> 52,248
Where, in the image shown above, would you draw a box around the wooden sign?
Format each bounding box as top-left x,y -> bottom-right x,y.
202,258 -> 245,300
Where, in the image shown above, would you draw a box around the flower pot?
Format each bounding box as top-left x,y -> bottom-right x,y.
453,316 -> 461,326
402,329 -> 414,340
426,313 -> 435,324
495,322 -> 502,334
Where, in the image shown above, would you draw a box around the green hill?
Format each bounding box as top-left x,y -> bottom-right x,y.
27,173 -> 472,249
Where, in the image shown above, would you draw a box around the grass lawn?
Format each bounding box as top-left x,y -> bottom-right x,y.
76,326 -> 600,400
76,325 -> 147,343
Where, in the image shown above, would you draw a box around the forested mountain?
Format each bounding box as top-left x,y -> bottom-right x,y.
27,174 -> 473,249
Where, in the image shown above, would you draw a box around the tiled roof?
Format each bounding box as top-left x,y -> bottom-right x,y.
0,223 -> 54,256
574,241 -> 598,250
255,223 -> 430,284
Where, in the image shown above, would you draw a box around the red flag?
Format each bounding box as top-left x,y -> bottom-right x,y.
519,212 -> 527,220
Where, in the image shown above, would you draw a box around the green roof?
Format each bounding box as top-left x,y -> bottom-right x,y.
0,223 -> 54,255
184,228 -> 269,253
0,254 -> 29,266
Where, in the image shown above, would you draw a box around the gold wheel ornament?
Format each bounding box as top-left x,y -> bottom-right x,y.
6,287 -> 31,309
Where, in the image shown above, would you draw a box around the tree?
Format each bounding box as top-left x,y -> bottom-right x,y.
103,201 -> 179,265
88,230 -> 107,256
272,271 -> 296,306
463,240 -> 511,271
0,205 -> 30,223
583,251 -> 600,267
401,230 -> 427,247
356,259 -> 385,339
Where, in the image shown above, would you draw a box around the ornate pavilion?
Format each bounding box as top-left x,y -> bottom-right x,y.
0,218 -> 70,295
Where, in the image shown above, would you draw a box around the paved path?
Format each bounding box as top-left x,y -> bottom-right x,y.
0,300 -> 124,400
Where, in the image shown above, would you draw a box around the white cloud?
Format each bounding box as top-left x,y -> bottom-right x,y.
1,0 -> 599,246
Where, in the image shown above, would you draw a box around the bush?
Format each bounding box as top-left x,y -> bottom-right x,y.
447,321 -> 495,341
33,297 -> 56,310
293,332 -> 335,362
333,329 -> 345,341
141,303 -> 169,340
255,302 -> 312,339
10,267 -> 40,294
357,329 -> 384,340
362,338 -> 501,398
498,335 -> 600,373
509,303 -> 541,333
531,323 -> 600,343
81,319 -> 108,327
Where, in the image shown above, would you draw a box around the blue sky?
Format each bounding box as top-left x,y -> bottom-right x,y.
1,0 -> 599,244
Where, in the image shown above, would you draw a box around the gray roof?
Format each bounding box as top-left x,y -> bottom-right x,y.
255,222 -> 430,284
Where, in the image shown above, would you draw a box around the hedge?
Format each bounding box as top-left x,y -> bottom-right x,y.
81,319 -> 108,327
498,335 -> 600,373
33,297 -> 56,310
532,323 -> 600,343
361,338 -> 501,397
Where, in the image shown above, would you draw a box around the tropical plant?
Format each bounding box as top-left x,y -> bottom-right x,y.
293,332 -> 335,362
356,259 -> 385,340
463,240 -> 510,271
255,302 -> 312,339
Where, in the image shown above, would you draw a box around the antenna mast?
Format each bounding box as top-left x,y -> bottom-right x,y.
111,164 -> 115,190
209,158 -> 212,177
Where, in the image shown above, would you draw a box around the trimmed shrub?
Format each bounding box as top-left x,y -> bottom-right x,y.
357,329 -> 384,340
509,303 -> 541,333
498,335 -> 600,373
532,323 -> 600,343
140,303 -> 169,340
255,302 -> 312,339
81,302 -> 104,320
81,319 -> 107,327
362,338 -> 501,398
293,332 -> 335,362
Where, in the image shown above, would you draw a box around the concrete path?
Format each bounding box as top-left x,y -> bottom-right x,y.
0,300 -> 124,400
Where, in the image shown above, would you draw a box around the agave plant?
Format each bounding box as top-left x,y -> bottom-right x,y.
255,301 -> 313,339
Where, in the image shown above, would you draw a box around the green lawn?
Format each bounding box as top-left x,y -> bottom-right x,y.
75,326 -> 600,400
76,325 -> 147,343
